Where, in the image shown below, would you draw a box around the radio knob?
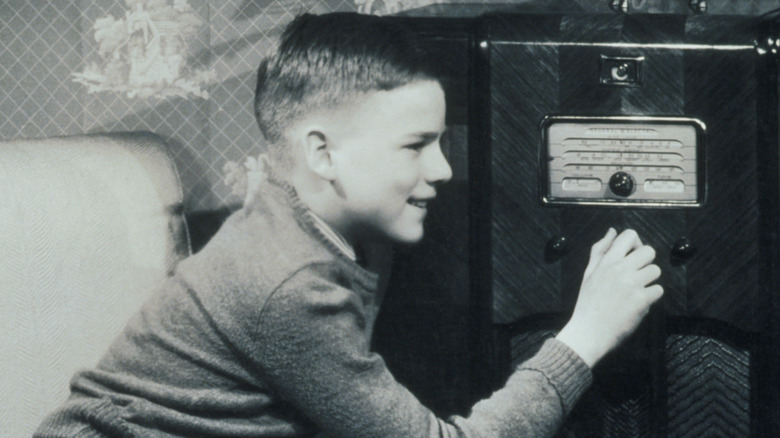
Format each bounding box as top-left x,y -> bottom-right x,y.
608,172 -> 635,197
671,237 -> 696,263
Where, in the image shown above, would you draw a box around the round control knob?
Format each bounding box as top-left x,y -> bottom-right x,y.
609,172 -> 635,197
671,237 -> 696,262
544,236 -> 569,263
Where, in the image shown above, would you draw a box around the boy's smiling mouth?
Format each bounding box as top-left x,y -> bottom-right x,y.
407,198 -> 432,209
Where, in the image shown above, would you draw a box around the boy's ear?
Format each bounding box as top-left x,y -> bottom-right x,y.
303,128 -> 337,181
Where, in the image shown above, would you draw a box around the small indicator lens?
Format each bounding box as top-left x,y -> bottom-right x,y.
562,178 -> 603,192
644,179 -> 685,193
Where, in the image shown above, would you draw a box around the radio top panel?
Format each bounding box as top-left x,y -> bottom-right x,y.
540,116 -> 705,207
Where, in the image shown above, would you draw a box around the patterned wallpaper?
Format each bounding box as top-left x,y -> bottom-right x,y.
2,0 -> 779,211
0,0 -> 451,211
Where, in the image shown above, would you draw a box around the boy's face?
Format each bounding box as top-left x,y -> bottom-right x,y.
329,80 -> 451,245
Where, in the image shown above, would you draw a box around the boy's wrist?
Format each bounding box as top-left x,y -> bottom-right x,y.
555,324 -> 603,369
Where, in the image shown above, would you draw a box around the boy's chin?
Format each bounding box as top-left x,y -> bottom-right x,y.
360,224 -> 425,246
386,229 -> 425,245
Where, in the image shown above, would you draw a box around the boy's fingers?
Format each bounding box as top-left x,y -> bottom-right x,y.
604,229 -> 642,260
624,245 -> 656,270
636,263 -> 662,285
590,228 -> 617,257
644,284 -> 664,303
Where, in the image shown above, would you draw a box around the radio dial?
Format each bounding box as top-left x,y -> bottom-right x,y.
543,118 -> 701,205
609,171 -> 635,197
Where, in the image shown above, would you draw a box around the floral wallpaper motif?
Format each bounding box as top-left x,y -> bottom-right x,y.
223,153 -> 269,206
73,0 -> 442,102
73,0 -> 214,99
73,0 -> 444,102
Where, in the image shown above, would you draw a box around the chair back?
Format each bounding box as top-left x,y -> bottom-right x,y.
0,132 -> 190,437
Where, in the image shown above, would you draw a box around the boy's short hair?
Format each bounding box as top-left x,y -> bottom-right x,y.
254,12 -> 439,169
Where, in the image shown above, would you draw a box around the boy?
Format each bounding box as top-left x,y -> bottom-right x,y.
36,12 -> 662,437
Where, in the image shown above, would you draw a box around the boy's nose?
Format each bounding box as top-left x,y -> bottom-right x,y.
423,144 -> 453,185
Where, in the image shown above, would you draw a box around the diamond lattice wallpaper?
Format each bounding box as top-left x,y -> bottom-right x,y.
0,0 -> 450,211
2,0 -> 779,211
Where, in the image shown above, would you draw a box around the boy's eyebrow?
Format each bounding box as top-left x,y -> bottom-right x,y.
403,131 -> 444,142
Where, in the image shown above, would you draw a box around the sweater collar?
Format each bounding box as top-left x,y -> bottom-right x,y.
307,210 -> 356,262
259,169 -> 380,289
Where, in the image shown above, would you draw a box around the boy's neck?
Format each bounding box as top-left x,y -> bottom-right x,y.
289,168 -> 358,248
288,167 -> 394,274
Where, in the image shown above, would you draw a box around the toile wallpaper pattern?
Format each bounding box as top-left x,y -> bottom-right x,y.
1,0 -> 777,211
0,0 -> 456,211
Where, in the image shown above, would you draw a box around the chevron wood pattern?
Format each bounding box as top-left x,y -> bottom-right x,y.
491,33 -> 563,323
598,392 -> 654,438
666,334 -> 750,437
682,42 -> 764,332
564,389 -> 654,438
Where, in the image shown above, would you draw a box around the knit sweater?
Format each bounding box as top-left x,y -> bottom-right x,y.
35,176 -> 592,438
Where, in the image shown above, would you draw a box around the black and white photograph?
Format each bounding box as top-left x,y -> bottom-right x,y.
1,0 -> 779,436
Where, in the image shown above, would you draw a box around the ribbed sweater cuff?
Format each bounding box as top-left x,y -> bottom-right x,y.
516,338 -> 592,416
34,396 -> 135,438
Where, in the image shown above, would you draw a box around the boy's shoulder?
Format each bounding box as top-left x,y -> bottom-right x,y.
168,180 -> 382,346
179,180 -> 339,296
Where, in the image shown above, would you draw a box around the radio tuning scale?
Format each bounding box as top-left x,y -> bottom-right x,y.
541,116 -> 705,207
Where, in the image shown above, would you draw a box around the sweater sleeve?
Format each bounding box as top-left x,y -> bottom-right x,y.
252,268 -> 592,438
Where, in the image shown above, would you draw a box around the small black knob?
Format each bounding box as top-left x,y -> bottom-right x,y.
609,172 -> 635,197
545,236 -> 569,263
689,0 -> 707,14
671,237 -> 696,265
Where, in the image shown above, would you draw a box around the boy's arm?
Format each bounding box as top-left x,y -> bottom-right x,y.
252,228 -> 660,438
253,270 -> 588,437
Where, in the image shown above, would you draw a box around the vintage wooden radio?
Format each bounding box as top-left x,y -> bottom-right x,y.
377,8 -> 780,437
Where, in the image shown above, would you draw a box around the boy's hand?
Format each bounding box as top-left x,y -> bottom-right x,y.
555,228 -> 663,368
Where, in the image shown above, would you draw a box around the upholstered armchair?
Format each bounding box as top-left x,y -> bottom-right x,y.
0,132 -> 191,437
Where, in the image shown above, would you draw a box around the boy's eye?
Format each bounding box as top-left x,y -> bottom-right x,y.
403,142 -> 427,151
